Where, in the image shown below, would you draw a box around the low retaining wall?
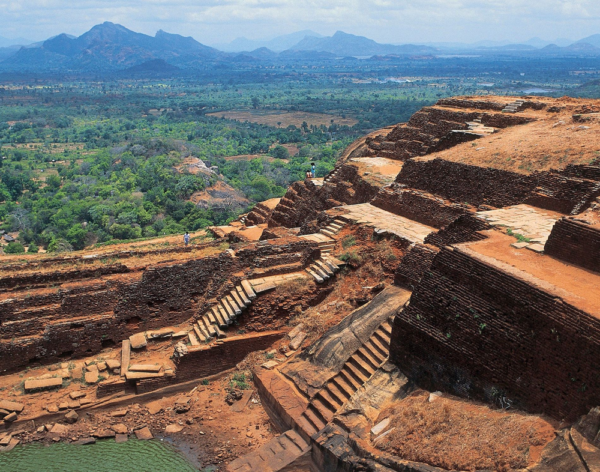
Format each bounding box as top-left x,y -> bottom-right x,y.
390,246 -> 600,420
135,331 -> 284,394
545,217 -> 600,273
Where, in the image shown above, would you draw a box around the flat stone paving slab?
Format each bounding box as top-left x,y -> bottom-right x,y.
477,204 -> 559,245
24,377 -> 63,392
0,400 -> 24,413
336,203 -> 435,243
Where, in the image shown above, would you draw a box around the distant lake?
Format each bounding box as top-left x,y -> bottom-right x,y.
0,438 -> 200,472
521,88 -> 551,94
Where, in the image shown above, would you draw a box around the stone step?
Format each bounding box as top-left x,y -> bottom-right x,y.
188,332 -> 199,346
212,307 -> 228,328
201,318 -> 217,337
363,341 -> 386,365
321,258 -> 340,272
357,346 -> 381,370
221,300 -> 235,320
214,325 -> 225,338
370,334 -> 389,358
326,382 -> 349,405
331,375 -> 355,399
315,260 -> 334,276
297,414 -> 319,438
344,361 -> 369,385
333,220 -> 346,226
321,229 -> 335,238
311,265 -> 330,280
198,322 -> 212,340
193,324 -> 208,342
207,309 -> 218,326
349,355 -> 375,379
225,295 -> 242,315
374,328 -> 391,349
329,223 -> 343,230
218,304 -> 231,325
306,268 -> 324,284
283,429 -> 310,452
311,398 -> 334,424
339,367 -> 362,391
381,322 -> 393,337
241,280 -> 257,300
236,286 -> 252,306
303,407 -> 326,434
317,388 -> 343,412
230,290 -> 245,310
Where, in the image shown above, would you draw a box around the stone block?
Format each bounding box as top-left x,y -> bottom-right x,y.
111,424 -> 128,434
128,364 -> 162,373
129,333 -> 147,350
69,391 -> 86,400
0,400 -> 24,413
24,377 -> 63,392
289,332 -> 307,351
85,371 -> 99,384
165,424 -> 184,433
105,359 -> 121,370
135,427 -> 153,440
3,412 -> 17,422
64,410 -> 78,424
262,361 -> 279,370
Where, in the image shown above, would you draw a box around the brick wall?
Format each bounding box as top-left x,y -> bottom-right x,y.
135,332 -> 284,394
396,159 -> 536,208
390,246 -> 600,420
545,217 -> 600,273
394,244 -> 439,290
424,214 -> 491,248
0,239 -> 316,373
371,185 -> 472,229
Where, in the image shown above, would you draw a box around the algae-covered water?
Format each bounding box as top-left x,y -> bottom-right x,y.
0,438 -> 199,472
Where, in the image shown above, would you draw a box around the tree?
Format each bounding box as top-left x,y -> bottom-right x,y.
271,145 -> 289,160
27,242 -> 39,253
4,242 -> 25,254
251,97 -> 260,109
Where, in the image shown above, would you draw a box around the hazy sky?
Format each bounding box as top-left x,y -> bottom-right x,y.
0,0 -> 597,44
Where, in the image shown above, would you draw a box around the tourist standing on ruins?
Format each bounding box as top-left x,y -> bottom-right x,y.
184,232 -> 190,246
311,162 -> 316,178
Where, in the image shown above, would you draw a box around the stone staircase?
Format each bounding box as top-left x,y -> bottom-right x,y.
319,219 -> 345,240
298,320 -> 393,436
324,166 -> 341,183
305,255 -> 343,284
466,116 -> 496,136
226,429 -> 311,472
188,280 -> 257,345
502,99 -> 525,113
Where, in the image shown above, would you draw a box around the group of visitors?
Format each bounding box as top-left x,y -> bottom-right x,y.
305,162 -> 316,180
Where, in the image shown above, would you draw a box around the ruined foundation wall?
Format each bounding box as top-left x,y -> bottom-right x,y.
0,239 -> 318,373
371,185 -> 471,229
390,247 -> 600,420
134,332 -> 284,394
545,217 -> 600,273
393,243 -> 439,290
396,159 -> 536,208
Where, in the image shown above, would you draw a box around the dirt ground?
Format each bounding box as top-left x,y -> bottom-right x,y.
464,230 -> 600,314
425,96 -> 600,174
377,390 -> 557,472
1,372 -> 275,470
206,110 -> 358,128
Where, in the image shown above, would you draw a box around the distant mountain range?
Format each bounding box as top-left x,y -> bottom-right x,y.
2,23 -> 600,73
288,31 -> 436,56
216,30 -> 324,52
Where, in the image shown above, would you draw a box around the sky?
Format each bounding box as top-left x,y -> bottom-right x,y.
0,0 -> 598,45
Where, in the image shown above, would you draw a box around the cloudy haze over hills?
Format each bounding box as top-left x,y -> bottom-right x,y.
1,0 -> 600,45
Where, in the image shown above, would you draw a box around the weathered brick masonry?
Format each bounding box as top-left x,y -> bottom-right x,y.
393,243 -> 439,290
371,184 -> 472,228
545,217 -> 600,273
390,246 -> 600,420
396,159 -> 536,208
0,238 -> 318,373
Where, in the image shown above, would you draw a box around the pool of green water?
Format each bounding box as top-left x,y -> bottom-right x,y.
0,438 -> 199,472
